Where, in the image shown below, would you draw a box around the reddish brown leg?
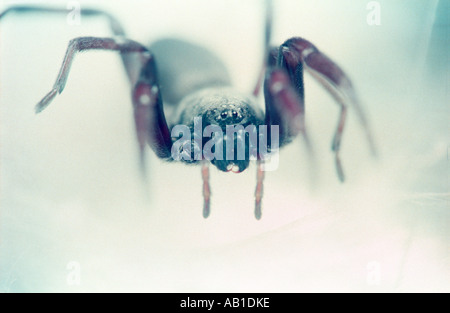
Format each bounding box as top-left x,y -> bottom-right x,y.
34,37 -> 172,177
202,162 -> 211,218
276,37 -> 376,180
0,6 -> 145,85
0,7 -> 170,174
264,46 -> 312,152
264,68 -> 306,142
35,37 -> 150,112
254,160 -> 265,220
332,107 -> 347,182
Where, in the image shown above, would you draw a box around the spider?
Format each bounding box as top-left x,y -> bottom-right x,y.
0,1 -> 375,220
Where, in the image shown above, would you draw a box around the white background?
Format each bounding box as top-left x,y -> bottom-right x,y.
0,0 -> 448,292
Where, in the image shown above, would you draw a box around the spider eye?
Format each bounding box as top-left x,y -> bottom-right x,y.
220,111 -> 228,119
232,110 -> 238,118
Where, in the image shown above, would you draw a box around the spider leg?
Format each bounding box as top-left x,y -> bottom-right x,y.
201,161 -> 211,218
0,8 -> 165,171
34,37 -> 172,175
33,36 -> 149,108
132,49 -> 172,170
247,0 -> 273,220
277,37 -> 376,181
264,44 -> 312,148
0,6 -> 142,85
259,45 -> 317,219
264,67 -> 305,144
254,160 -> 265,220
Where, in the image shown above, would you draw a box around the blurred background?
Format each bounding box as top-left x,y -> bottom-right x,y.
0,0 -> 448,292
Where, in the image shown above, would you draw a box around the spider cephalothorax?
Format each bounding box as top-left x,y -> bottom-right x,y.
171,87 -> 267,173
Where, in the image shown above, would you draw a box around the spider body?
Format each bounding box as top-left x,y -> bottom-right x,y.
0,2 -> 376,219
151,38 -> 265,173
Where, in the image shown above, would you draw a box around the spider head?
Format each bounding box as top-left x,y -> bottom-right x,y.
174,87 -> 267,173
201,89 -> 264,173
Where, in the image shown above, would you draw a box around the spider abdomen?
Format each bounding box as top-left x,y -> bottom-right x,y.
149,38 -> 232,106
